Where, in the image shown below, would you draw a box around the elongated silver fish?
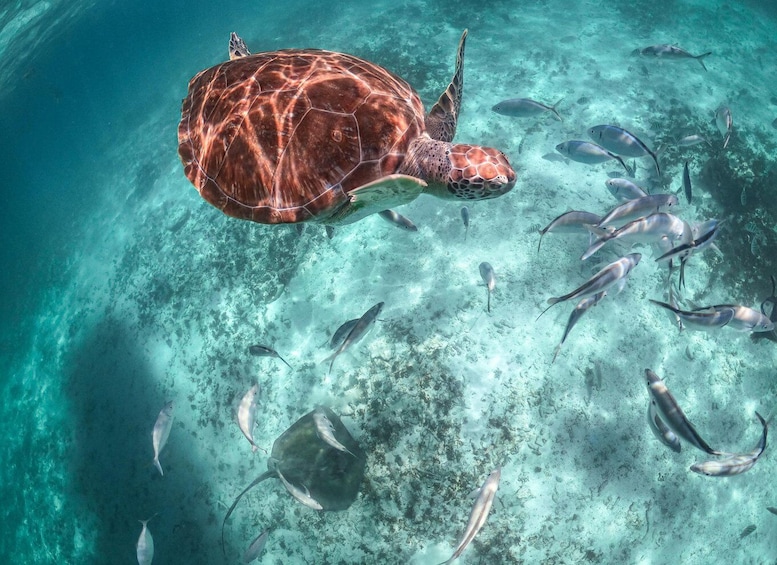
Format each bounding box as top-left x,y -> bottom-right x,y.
597,193 -> 679,227
152,401 -> 174,476
492,97 -> 563,121
136,517 -> 155,565
605,178 -> 648,201
556,140 -> 630,173
243,529 -> 269,563
277,469 -> 323,510
440,468 -> 501,565
588,125 -> 660,176
378,209 -> 417,231
552,291 -> 607,363
581,213 -> 688,260
649,300 -> 734,330
238,384 -> 261,452
326,302 -> 384,373
675,133 -> 711,147
538,210 -> 602,252
706,304 -> 775,332
329,318 -> 359,350
635,44 -> 711,71
691,412 -> 767,477
313,407 -> 356,457
648,400 -> 682,453
715,105 -> 733,149
539,253 -> 641,319
248,344 -> 292,369
645,369 -> 722,455
479,262 -> 496,313
460,206 -> 470,241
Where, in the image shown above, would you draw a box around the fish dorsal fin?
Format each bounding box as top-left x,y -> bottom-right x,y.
425,30 -> 467,142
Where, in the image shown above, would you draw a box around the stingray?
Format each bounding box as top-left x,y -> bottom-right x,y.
221,406 -> 366,552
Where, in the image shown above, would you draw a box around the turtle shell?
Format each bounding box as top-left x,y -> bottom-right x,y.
178,49 -> 426,224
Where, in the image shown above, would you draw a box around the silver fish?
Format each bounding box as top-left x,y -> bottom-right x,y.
277,469 -> 323,510
378,209 -> 417,232
648,400 -> 682,453
492,97 -> 563,121
460,206 -> 470,241
635,44 -> 711,71
329,318 -> 359,350
552,291 -> 607,363
479,262 -> 496,313
537,210 -> 602,252
136,517 -> 155,565
706,305 -> 775,332
582,213 -> 688,261
248,344 -> 292,369
539,253 -> 641,318
242,529 -> 269,563
605,178 -> 648,201
326,302 -> 384,373
649,300 -> 734,330
556,140 -> 630,173
682,161 -> 692,204
152,401 -> 174,476
237,384 -> 261,452
739,524 -> 757,539
313,408 -> 356,457
715,105 -> 733,149
440,468 -> 501,564
597,194 -> 679,227
675,134 -> 711,147
644,369 -> 722,455
588,125 -> 660,176
690,413 -> 767,477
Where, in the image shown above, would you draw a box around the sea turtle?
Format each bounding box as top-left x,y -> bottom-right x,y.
178,31 -> 516,225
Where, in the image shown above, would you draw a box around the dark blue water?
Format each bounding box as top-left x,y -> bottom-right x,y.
2,1 -> 777,563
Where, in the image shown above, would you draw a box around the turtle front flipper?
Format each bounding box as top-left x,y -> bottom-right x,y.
425,29 -> 467,143
229,32 -> 251,60
327,174 -> 427,225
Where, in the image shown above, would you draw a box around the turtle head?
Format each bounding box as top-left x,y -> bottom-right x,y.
402,136 -> 516,201
444,143 -> 516,200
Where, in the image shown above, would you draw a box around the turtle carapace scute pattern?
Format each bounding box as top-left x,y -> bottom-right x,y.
178,31 -> 516,225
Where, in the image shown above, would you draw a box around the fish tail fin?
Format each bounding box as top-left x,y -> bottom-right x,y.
550,98 -> 564,122
537,231 -> 544,253
648,148 -> 661,177
614,155 -> 633,176
695,52 -> 712,71
153,457 -> 164,477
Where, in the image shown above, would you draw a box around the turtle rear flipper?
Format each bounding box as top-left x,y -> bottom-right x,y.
328,174 -> 426,225
229,32 -> 251,60
425,29 -> 467,142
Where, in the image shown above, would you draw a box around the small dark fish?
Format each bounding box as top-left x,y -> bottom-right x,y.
378,209 -> 417,231
683,161 -> 692,204
767,506 -> 777,515
479,262 -> 496,313
248,345 -> 293,369
295,224 -> 305,236
325,302 -> 384,373
739,524 -> 756,539
635,44 -> 711,71
325,225 -> 335,239
772,118 -> 777,130
329,318 -> 359,350
460,206 -> 470,241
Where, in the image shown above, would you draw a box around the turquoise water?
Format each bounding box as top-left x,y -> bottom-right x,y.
2,0 -> 777,563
